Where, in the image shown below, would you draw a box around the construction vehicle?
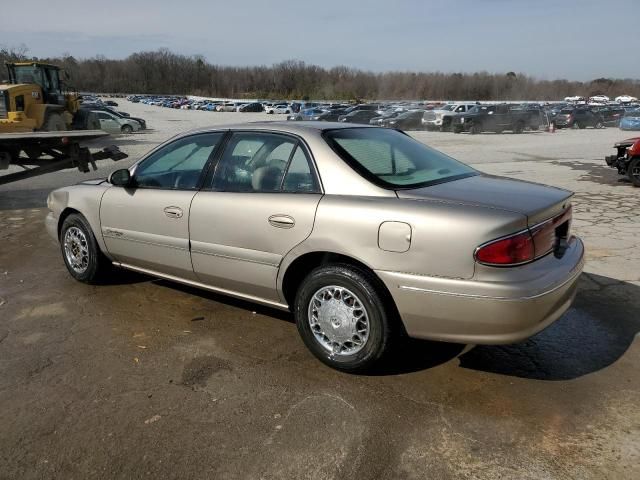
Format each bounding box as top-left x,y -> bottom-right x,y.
0,62 -> 125,185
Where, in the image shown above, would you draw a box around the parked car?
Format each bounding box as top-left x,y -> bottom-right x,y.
605,137 -> 640,186
104,100 -> 118,107
592,106 -> 625,127
287,108 -> 326,121
453,104 -> 541,134
620,109 -> 640,131
381,110 -> 426,130
338,110 -> 380,124
369,111 -> 402,126
554,107 -> 605,129
239,102 -> 264,112
315,109 -> 349,122
92,110 -> 140,134
423,103 -> 476,131
216,102 -> 239,112
83,105 -> 147,130
266,105 -> 291,114
46,122 -> 583,371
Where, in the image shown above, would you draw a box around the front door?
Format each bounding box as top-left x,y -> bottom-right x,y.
100,132 -> 225,279
189,131 -> 322,302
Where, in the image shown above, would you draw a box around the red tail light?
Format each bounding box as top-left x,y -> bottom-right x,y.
476,206 -> 572,267
475,231 -> 534,266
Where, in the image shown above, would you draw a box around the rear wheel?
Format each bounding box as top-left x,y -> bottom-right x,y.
294,264 -> 395,372
60,214 -> 111,284
43,113 -> 66,131
628,158 -> 640,187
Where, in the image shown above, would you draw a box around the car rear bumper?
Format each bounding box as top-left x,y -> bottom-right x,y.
376,237 -> 584,344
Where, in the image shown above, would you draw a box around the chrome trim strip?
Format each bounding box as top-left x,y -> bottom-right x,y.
113,262 -> 290,311
190,249 -> 279,267
102,234 -> 189,252
398,265 -> 582,301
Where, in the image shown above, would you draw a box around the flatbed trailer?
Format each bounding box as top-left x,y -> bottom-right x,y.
0,130 -> 127,185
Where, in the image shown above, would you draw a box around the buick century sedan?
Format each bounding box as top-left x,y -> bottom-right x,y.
46,122 -> 584,371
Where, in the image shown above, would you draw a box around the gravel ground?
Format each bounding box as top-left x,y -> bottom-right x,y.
0,100 -> 639,479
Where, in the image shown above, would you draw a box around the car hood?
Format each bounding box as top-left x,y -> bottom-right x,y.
396,174 -> 572,226
615,137 -> 640,147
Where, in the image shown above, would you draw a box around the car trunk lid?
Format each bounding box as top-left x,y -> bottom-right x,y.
396,174 -> 572,227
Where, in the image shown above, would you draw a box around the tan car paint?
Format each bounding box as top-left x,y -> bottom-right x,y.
46,122 -> 584,345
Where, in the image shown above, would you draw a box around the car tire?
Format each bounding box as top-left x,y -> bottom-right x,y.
595,121 -> 604,129
294,264 -> 395,372
121,124 -> 133,134
60,214 -> 111,284
628,158 -> 640,187
578,122 -> 586,129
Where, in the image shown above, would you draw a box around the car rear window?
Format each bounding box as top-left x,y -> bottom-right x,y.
323,128 -> 477,189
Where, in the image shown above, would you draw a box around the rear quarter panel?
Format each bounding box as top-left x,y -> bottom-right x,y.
279,195 -> 527,282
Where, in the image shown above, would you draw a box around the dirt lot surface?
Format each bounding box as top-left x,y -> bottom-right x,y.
1,101 -> 639,479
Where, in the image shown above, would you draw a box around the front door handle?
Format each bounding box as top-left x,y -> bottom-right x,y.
268,214 -> 295,229
164,206 -> 183,218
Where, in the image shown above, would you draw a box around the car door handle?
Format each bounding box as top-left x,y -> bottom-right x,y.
164,206 -> 183,218
268,214 -> 295,229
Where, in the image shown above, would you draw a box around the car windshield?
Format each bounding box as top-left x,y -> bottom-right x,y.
439,105 -> 454,111
324,128 -> 477,189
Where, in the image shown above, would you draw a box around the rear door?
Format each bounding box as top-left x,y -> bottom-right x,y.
189,131 -> 322,303
100,132 -> 225,279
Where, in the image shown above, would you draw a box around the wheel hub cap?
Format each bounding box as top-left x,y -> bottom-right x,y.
63,227 -> 89,274
308,286 -> 369,356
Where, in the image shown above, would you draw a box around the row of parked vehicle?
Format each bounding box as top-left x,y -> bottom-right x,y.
122,94 -> 640,133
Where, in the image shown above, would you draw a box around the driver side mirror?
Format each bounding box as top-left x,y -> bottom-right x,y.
109,168 -> 132,187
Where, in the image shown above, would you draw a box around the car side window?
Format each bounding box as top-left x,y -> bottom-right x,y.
134,133 -> 223,190
282,145 -> 318,193
210,133 -> 320,193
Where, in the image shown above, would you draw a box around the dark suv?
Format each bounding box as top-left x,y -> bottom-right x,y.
554,107 -> 604,129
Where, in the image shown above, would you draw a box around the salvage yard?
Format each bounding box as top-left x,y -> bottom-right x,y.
1,100 -> 639,479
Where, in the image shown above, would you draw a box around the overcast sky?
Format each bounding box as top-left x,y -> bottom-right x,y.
2,0 -> 638,81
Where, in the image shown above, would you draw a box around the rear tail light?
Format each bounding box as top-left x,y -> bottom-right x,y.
475,231 -> 535,266
475,206 -> 572,267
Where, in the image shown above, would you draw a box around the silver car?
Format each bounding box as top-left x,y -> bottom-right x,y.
46,122 -> 584,371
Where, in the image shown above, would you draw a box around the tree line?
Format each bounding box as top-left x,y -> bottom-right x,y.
2,45 -> 639,101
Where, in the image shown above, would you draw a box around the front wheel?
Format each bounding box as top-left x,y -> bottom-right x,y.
60,214 -> 111,283
294,264 -> 395,372
595,121 -> 604,129
121,124 -> 133,134
628,157 -> 640,187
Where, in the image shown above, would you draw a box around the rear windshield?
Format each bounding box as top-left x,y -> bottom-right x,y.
323,128 -> 477,189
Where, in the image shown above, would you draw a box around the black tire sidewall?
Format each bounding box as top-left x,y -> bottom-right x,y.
60,214 -> 102,283
294,265 -> 390,372
121,125 -> 133,134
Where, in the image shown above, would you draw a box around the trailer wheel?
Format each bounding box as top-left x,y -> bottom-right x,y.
44,113 -> 66,132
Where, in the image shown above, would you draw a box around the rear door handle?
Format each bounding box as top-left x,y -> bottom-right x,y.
268,214 -> 295,229
164,206 -> 183,218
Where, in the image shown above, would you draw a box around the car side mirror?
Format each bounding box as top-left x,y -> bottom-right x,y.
109,168 -> 132,187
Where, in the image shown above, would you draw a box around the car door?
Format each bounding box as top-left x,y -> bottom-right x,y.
189,131 -> 322,303
100,132 -> 225,279
96,111 -> 121,133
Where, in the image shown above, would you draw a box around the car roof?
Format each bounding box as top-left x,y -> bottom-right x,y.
182,121 -> 376,137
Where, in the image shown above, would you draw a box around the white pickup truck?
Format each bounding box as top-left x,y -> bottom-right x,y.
422,103 -> 477,131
